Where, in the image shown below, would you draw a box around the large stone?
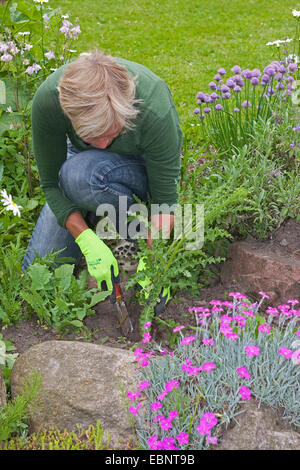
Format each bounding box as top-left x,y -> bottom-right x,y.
220,219 -> 300,305
10,341 -> 139,449
218,400 -> 300,450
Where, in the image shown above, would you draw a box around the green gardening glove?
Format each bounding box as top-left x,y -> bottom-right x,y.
75,228 -> 119,293
137,256 -> 171,315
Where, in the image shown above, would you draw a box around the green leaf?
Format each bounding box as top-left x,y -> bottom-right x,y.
27,266 -> 49,287
9,3 -> 31,23
65,320 -> 83,328
24,199 -> 39,211
89,290 -> 110,306
27,263 -> 52,290
54,264 -> 74,290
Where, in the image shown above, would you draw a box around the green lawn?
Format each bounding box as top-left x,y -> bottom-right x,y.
49,0 -> 297,127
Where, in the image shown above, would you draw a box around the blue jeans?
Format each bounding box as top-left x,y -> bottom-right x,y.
21,141 -> 149,271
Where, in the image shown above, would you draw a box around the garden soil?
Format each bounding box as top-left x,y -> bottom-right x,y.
2,217 -> 299,355
1,274 -> 242,355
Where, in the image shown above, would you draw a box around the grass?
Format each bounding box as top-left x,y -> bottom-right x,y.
49,0 -> 298,126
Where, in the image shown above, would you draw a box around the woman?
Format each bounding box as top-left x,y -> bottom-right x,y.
22,50 -> 182,293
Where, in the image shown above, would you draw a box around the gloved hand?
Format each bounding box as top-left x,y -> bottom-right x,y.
137,256 -> 171,315
75,228 -> 119,292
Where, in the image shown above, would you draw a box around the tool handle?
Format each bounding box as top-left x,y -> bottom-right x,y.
109,268 -> 121,304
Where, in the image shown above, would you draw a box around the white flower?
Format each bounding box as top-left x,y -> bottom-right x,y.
33,0 -> 49,4
24,43 -> 33,51
17,32 -> 30,36
292,9 -> 300,17
6,106 -> 13,113
0,190 -> 22,217
266,38 -> 293,47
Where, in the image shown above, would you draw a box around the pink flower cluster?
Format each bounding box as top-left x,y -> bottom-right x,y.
181,359 -> 216,375
133,348 -> 153,368
245,345 -> 260,357
148,431 -> 189,450
278,347 -> 300,364
197,412 -> 218,444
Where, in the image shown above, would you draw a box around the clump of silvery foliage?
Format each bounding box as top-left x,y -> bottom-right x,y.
129,293 -> 300,450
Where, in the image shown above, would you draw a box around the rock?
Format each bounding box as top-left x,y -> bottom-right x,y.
220,224 -> 300,305
218,401 -> 300,450
0,368 -> 6,408
10,341 -> 139,449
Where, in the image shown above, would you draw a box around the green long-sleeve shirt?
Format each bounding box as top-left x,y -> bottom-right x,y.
31,57 -> 183,227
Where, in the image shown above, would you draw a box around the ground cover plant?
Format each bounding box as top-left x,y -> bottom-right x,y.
129,292 -> 300,450
0,0 -> 299,450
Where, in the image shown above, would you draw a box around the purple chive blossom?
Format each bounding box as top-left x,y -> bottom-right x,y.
242,100 -> 251,108
251,77 -> 259,86
275,72 -> 283,81
203,107 -> 211,114
203,93 -> 213,103
209,81 -> 217,90
293,125 -> 300,132
193,108 -> 200,114
210,92 -> 219,101
261,74 -> 271,85
226,78 -> 236,88
218,67 -> 226,75
215,104 -> 223,111
196,91 -> 205,101
214,74 -> 222,82
233,75 -> 244,87
289,141 -> 295,148
251,68 -> 261,77
288,63 -> 297,73
233,85 -> 241,93
222,92 -> 231,99
220,84 -> 230,93
231,65 -> 241,74
242,69 -> 253,79
264,65 -> 276,76
239,385 -> 251,400
234,107 -> 240,113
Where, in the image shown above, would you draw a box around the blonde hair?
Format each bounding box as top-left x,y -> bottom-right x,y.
57,50 -> 141,141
